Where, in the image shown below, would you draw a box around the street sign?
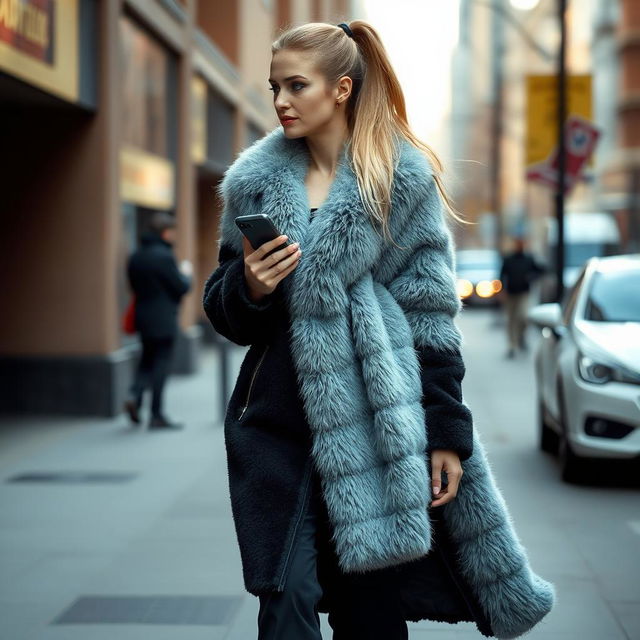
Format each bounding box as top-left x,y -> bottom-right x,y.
525,74 -> 593,166
526,114 -> 601,195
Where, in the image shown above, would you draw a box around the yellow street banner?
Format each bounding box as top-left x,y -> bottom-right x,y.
526,74 -> 592,167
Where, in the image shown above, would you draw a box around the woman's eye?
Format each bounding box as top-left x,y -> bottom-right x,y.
268,82 -> 305,93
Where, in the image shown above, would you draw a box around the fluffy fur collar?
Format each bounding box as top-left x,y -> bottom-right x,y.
217,127 -> 446,306
217,126 -> 434,256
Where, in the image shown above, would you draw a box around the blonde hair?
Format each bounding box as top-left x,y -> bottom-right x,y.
271,20 -> 470,248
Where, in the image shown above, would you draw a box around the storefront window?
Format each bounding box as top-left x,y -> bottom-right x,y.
119,15 -> 169,157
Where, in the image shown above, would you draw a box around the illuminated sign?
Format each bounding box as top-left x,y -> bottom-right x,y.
0,0 -> 52,59
0,0 -> 78,102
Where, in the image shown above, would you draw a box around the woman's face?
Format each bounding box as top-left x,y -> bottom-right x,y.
268,49 -> 351,138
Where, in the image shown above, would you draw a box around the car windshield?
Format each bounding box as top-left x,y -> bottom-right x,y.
584,268 -> 640,322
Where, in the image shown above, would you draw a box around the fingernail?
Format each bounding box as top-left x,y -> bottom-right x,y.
433,487 -> 440,495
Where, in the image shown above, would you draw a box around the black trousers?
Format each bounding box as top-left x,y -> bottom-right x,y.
257,471 -> 408,640
129,335 -> 176,418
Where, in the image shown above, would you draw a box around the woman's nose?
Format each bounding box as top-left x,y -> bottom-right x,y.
274,93 -> 290,110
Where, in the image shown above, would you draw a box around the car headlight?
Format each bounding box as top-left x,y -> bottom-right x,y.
457,279 -> 473,298
475,280 -> 496,298
577,352 -> 640,385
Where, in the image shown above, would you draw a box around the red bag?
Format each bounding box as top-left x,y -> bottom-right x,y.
122,295 -> 137,334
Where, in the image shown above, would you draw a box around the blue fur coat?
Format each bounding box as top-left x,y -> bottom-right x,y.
205,126 -> 556,638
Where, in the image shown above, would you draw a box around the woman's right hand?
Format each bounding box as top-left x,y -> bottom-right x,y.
242,234 -> 302,302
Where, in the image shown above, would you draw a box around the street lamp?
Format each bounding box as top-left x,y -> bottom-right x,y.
554,0 -> 568,304
473,0 -> 568,303
510,0 -> 569,303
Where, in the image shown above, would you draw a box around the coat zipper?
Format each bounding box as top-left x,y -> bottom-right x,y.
238,344 -> 270,420
276,459 -> 314,591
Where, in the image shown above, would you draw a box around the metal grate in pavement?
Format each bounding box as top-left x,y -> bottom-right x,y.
52,595 -> 242,625
7,471 -> 138,484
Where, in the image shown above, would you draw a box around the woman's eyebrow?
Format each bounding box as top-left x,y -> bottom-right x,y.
268,75 -> 309,83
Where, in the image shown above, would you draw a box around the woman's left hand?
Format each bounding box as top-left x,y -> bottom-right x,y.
430,449 -> 463,507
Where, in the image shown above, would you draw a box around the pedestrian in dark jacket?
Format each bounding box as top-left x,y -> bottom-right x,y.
203,20 -> 554,640
125,212 -> 192,429
499,236 -> 546,358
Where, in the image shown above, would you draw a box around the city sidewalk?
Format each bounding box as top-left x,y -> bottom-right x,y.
0,345 -> 261,640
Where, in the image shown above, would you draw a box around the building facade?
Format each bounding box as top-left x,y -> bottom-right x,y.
0,0 -> 357,416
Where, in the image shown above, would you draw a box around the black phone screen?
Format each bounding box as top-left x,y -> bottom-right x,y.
234,214 -> 291,257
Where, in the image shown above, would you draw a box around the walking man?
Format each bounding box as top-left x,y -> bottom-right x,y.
124,212 -> 192,429
499,236 -> 546,358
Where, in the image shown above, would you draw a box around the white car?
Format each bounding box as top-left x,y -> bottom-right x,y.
527,254 -> 640,482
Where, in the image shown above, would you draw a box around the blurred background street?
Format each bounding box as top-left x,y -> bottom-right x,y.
1,0 -> 639,637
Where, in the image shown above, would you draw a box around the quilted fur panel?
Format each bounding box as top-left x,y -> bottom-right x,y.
298,365 -> 371,430
286,314 -> 355,374
310,419 -> 378,478
330,507 -> 434,572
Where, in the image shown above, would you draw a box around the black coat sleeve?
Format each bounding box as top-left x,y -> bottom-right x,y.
499,256 -> 507,285
202,242 -> 282,346
419,346 -> 474,462
530,255 -> 548,278
158,254 -> 192,300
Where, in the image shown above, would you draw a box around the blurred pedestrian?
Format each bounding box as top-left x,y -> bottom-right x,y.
203,19 -> 554,640
124,212 -> 192,429
499,236 -> 546,358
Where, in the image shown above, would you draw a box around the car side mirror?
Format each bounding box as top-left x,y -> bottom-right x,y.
527,303 -> 563,330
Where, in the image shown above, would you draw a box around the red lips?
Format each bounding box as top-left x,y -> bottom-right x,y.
280,116 -> 297,123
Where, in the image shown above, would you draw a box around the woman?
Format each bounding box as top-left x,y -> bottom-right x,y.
203,20 -> 555,640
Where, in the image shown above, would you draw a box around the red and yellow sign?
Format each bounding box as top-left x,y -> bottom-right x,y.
526,74 -> 593,167
0,0 -> 78,102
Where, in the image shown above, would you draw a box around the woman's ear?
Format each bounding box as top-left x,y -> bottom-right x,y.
337,75 -> 353,103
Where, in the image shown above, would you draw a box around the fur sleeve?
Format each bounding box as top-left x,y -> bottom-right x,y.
386,172 -> 473,460
386,173 -> 463,354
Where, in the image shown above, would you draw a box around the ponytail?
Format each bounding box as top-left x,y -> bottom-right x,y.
272,20 -> 470,248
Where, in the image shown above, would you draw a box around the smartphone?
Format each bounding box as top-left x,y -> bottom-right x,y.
234,214 -> 292,258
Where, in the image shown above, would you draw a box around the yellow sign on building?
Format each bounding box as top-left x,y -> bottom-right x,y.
120,146 -> 175,210
191,75 -> 208,164
0,0 -> 79,103
526,74 -> 593,167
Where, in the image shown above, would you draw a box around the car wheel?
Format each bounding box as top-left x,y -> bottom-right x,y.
538,395 -> 559,454
557,379 -> 588,483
